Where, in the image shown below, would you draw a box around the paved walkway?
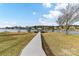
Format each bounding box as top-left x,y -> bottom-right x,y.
20,32 -> 46,56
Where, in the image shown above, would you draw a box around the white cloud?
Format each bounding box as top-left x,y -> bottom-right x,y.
39,4 -> 63,26
55,3 -> 68,10
43,10 -> 62,19
33,12 -> 36,15
43,14 -> 53,19
39,3 -> 79,26
49,10 -> 62,17
73,21 -> 79,25
39,18 -> 58,26
0,20 -> 17,28
42,3 -> 52,8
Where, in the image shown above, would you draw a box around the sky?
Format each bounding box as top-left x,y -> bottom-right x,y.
0,3 -> 78,27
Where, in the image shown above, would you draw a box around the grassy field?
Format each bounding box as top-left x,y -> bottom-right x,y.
42,32 -> 79,56
0,32 -> 36,56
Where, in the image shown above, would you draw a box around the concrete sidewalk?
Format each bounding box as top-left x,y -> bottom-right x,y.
20,32 -> 46,56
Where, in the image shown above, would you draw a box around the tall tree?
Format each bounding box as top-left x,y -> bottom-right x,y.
57,3 -> 79,34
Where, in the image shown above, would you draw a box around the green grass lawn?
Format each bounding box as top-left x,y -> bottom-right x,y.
0,32 -> 36,56
42,32 -> 79,56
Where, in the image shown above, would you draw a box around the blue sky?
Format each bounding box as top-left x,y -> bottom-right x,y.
0,3 -> 58,27
0,3 -> 78,27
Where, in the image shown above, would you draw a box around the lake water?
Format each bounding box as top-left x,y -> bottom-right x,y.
0,29 -> 28,32
54,30 -> 79,35
0,29 -> 79,35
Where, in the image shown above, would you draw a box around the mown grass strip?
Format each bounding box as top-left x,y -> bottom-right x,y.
0,32 -> 36,56
42,32 -> 79,56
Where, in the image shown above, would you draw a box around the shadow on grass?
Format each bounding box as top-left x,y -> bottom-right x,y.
41,34 -> 55,56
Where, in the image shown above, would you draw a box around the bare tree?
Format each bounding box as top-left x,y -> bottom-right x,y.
57,3 -> 79,34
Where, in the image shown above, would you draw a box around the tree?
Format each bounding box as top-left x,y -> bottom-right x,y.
27,27 -> 31,32
57,3 -> 79,34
